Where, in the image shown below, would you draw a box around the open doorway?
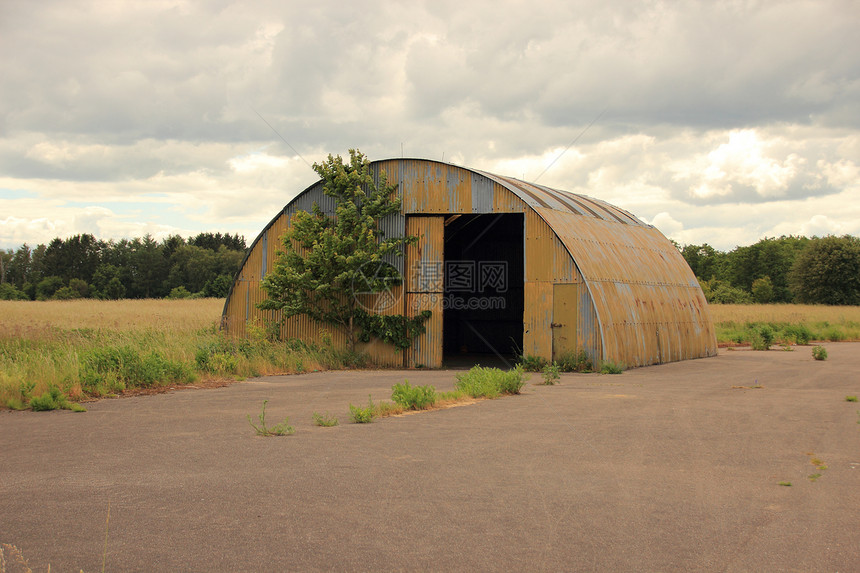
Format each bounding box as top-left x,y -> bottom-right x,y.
442,213 -> 524,366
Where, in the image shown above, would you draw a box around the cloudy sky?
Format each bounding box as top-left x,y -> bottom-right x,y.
1,0 -> 858,252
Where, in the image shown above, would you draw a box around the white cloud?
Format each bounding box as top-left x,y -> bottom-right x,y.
1,0 -> 859,253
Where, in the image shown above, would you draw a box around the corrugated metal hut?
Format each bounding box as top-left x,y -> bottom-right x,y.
222,158 -> 717,368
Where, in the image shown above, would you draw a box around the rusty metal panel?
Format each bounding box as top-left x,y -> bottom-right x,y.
405,216 -> 444,293
492,182 -> 527,213
400,160 -> 474,215
446,164 -> 471,212
407,292 -> 443,368
405,216 -> 444,367
471,172 -> 495,213
552,283 -> 579,357
576,280 -> 601,363
525,210 -> 575,283
225,157 -> 714,371
535,206 -> 716,366
401,159 -> 445,213
523,281 -> 552,360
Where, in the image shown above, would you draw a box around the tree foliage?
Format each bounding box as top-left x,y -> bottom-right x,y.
259,149 -> 429,351
1,232 -> 245,301
789,235 -> 860,305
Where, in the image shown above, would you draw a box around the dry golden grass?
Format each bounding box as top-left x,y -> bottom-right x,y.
708,303 -> 860,344
0,298 -> 224,340
0,298 -> 368,410
709,304 -> 860,325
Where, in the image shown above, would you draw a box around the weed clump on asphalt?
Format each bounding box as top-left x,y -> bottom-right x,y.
846,396 -> 858,403
749,324 -> 775,350
455,365 -> 527,398
599,361 -> 625,374
312,412 -> 339,426
391,380 -> 437,410
517,355 -> 548,372
556,349 -> 593,372
349,395 -> 376,423
27,385 -> 86,412
248,400 -> 295,436
812,346 -> 828,361
541,363 -> 560,385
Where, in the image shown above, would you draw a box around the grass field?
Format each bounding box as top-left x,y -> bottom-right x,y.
709,304 -> 860,345
0,298 -> 364,411
2,300 -> 859,410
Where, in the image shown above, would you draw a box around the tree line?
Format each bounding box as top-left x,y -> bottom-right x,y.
680,234 -> 860,305
0,232 -> 246,301
2,230 -> 858,306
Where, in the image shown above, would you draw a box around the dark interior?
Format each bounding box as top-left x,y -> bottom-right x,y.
442,213 -> 524,362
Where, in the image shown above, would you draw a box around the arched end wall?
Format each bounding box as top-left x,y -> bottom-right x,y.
222,158 -> 715,368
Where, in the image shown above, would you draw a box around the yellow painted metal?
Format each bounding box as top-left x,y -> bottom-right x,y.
405,216 -> 444,367
535,207 -> 716,366
407,292 -> 443,368
400,160 -> 471,213
552,283 -> 579,357
523,281 -> 552,359
405,216 -> 444,293
493,183 -> 527,213
223,157 -> 716,370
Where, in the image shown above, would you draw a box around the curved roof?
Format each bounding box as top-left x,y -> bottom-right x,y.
223,158 -> 715,367
479,171 -> 647,226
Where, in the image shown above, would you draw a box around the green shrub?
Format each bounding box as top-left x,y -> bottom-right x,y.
822,327 -> 845,342
349,395 -> 376,423
312,412 -> 339,426
80,346 -> 194,393
0,283 -> 29,300
29,387 -> 63,411
812,346 -> 828,361
845,396 -> 858,402
5,397 -> 27,410
391,380 -> 437,410
168,286 -> 193,299
556,349 -> 592,372
781,324 -> 812,345
518,354 -> 548,372
455,365 -> 527,398
247,400 -> 295,436
599,361 -> 625,374
541,363 -> 560,385
749,324 -> 775,350
703,280 -> 753,304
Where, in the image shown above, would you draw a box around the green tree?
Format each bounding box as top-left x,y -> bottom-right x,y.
751,276 -> 774,303
7,244 -> 33,288
790,235 -> 860,305
724,236 -> 809,302
259,149 -> 425,351
681,243 -> 726,283
0,283 -> 28,300
36,276 -> 65,300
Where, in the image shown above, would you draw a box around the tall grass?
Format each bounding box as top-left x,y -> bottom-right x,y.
709,304 -> 860,345
0,299 -> 368,410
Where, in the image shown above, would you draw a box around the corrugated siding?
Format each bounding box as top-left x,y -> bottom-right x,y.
405,216 -> 444,367
535,207 -> 716,367
223,158 -> 714,370
400,160 -> 471,214
408,292 -> 443,368
523,281 -> 552,358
